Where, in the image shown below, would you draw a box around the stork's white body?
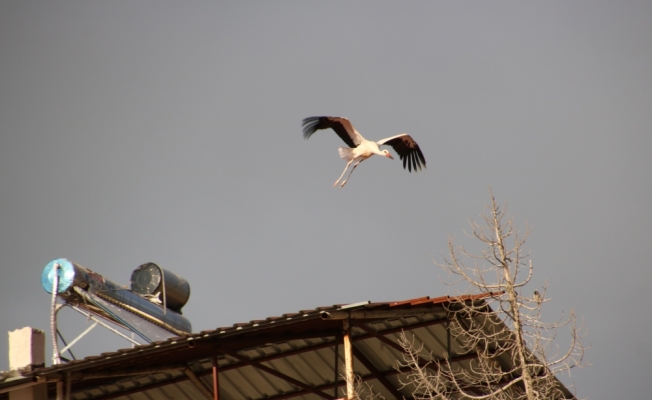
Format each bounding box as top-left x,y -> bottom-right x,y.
335,140 -> 392,187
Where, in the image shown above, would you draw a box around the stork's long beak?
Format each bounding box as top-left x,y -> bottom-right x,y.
387,153 -> 394,160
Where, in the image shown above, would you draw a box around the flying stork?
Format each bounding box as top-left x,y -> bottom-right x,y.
302,116 -> 426,187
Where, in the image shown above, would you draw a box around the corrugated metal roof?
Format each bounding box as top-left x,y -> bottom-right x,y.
0,293 -> 574,400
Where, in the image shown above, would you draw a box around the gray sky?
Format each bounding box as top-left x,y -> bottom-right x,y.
1,1 -> 650,398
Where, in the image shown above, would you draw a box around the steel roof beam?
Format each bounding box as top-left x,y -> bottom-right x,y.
183,367 -> 213,400
356,323 -> 440,372
221,350 -> 332,399
351,346 -> 404,398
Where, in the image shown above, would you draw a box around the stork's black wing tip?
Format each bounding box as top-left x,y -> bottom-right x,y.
302,116 -> 321,139
399,149 -> 426,173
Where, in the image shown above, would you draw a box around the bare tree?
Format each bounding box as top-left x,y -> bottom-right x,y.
397,191 -> 586,399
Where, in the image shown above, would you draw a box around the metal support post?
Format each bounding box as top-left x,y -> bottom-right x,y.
342,319 -> 354,399
212,354 -> 219,400
333,337 -> 339,398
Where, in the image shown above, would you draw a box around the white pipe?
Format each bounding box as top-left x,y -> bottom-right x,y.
51,264 -> 61,365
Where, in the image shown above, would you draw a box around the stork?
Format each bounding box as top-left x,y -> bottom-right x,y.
302,116 -> 426,187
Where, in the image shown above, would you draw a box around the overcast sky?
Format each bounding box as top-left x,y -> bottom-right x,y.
1,2 -> 651,398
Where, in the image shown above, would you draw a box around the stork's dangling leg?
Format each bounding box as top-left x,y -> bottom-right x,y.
339,159 -> 364,188
333,160 -> 353,187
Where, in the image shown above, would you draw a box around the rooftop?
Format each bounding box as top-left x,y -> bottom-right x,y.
0,293 -> 574,400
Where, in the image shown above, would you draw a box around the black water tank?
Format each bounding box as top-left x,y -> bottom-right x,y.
130,262 -> 190,313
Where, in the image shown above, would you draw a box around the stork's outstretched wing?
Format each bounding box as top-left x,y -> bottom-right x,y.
377,134 -> 426,172
302,116 -> 365,148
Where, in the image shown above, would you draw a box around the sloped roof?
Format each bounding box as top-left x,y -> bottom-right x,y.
0,293 -> 574,400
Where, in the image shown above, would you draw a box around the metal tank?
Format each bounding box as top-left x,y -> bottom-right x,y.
130,262 -> 190,313
41,258 -> 192,339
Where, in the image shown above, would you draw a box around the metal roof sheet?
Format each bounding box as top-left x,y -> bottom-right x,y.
1,293 -> 574,400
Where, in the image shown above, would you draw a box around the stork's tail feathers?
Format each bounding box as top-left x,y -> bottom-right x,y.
338,147 -> 355,161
